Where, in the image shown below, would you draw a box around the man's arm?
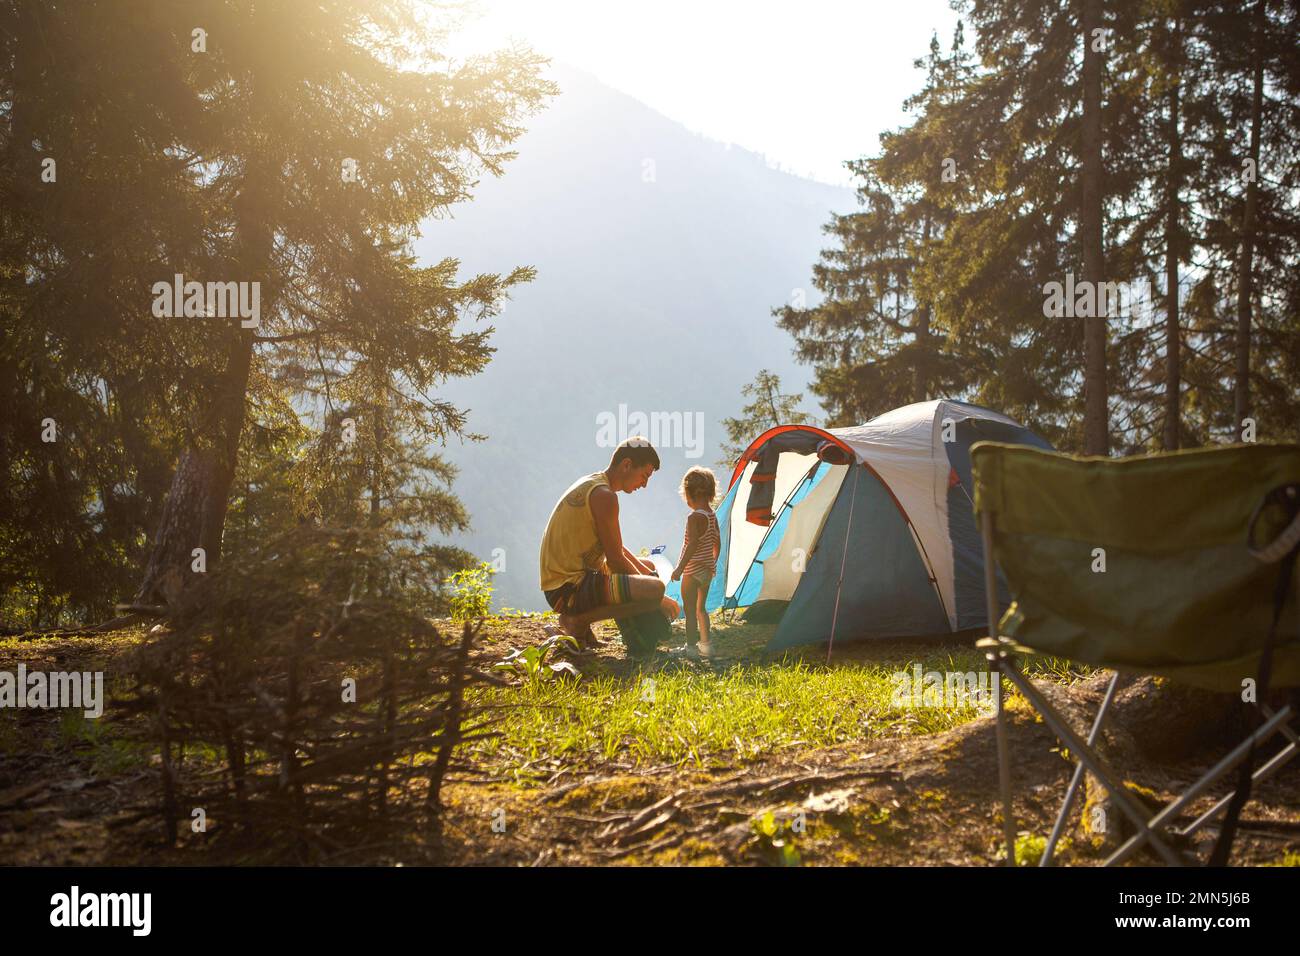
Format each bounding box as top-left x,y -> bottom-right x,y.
623,546 -> 655,575
590,486 -> 641,575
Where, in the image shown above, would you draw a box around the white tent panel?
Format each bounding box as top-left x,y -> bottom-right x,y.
725,461 -> 758,593
724,452 -> 819,599
756,463 -> 848,603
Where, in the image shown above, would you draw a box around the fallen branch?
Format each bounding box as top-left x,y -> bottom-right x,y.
693,766 -> 899,803
554,811 -> 631,825
114,603 -> 168,617
620,790 -> 683,831
611,807 -> 678,846
8,614 -> 147,641
601,831 -> 685,859
0,780 -> 51,810
587,790 -> 688,847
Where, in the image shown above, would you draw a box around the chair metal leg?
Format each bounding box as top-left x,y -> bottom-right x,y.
993,665 -> 1017,866
1041,671 -> 1121,866
1176,705 -> 1299,840
1179,737 -> 1299,840
1104,703 -> 1295,867
1263,704 -> 1300,747
999,664 -> 1185,867
981,510 -> 1017,867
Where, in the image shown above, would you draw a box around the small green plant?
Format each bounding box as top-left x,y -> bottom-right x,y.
54,711 -> 150,775
449,562 -> 496,621
494,634 -> 580,683
57,709 -> 104,748
752,810 -> 802,866
1014,832 -> 1047,866
864,804 -> 892,826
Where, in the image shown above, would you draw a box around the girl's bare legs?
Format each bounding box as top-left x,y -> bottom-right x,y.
695,576 -> 713,655
697,590 -> 711,643
681,575 -> 700,647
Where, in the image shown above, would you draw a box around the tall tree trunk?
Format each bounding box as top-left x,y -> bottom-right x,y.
134,326 -> 257,607
112,376 -> 172,540
1163,15 -> 1183,452
1234,0 -> 1265,437
369,369 -> 387,530
135,62 -> 276,607
2,1 -> 41,286
1081,0 -> 1109,456
0,4 -> 41,473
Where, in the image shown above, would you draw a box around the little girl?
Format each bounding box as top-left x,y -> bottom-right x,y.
670,466 -> 721,658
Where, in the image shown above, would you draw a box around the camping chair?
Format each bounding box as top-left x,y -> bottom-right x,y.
970,441 -> 1300,867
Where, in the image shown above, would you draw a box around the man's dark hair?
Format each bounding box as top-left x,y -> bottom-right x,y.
609,436 -> 660,471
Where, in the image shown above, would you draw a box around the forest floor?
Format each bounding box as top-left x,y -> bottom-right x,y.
2,614 -> 1299,867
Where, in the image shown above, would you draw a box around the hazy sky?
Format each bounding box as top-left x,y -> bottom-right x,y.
449,0 -> 963,187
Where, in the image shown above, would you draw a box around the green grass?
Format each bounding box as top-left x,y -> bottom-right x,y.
470,652 -> 996,772
53,709 -> 153,775
1022,655 -> 1099,683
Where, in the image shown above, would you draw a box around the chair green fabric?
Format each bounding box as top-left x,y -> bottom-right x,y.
972,440 -> 1300,866
970,441 -> 1300,692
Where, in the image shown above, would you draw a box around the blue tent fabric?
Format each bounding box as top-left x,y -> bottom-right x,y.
768,465 -> 950,651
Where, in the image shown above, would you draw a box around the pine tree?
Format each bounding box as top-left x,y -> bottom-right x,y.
129,1 -> 553,606
776,31 -> 971,426
1,1 -> 554,620
784,0 -> 1295,454
1200,0 -> 1300,441
1080,0 -> 1110,454
1,1 -> 205,625
719,370 -> 815,465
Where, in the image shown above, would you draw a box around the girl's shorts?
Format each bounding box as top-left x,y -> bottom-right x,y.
684,571 -> 713,591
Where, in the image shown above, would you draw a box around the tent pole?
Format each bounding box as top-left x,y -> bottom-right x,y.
825,464 -> 862,663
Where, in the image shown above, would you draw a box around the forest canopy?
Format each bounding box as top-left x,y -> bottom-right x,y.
1,0 -> 554,629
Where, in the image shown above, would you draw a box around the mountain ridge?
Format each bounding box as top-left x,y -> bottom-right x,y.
413,62 -> 857,610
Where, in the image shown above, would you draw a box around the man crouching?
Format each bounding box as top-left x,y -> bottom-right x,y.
539,436 -> 676,649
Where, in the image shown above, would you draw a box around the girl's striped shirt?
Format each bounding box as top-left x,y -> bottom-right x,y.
680,507 -> 720,578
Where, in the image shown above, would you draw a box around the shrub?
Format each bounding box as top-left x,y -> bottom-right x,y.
126,525 -> 504,862
449,562 -> 496,621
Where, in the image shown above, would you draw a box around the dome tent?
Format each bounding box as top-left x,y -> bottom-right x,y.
668,399 -> 1051,653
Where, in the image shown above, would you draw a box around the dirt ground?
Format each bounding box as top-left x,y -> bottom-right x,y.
2,617 -> 1298,867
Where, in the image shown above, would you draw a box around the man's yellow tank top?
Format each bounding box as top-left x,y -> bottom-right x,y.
539,472 -> 610,592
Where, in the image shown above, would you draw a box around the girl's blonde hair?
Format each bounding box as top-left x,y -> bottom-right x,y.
679,466 -> 717,506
